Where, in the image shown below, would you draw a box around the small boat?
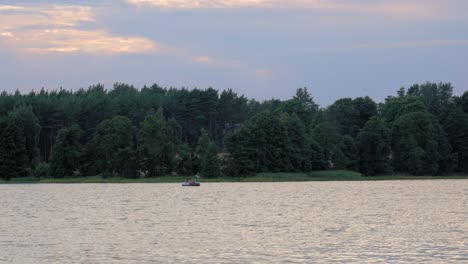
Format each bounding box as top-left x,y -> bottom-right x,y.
182,175 -> 200,186
181,181 -> 200,187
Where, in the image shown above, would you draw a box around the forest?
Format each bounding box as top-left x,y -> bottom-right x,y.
0,82 -> 467,181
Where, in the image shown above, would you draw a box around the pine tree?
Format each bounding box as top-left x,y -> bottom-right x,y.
0,117 -> 28,180
196,129 -> 220,177
137,108 -> 167,177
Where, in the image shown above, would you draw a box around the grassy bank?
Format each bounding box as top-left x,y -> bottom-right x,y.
1,170 -> 468,184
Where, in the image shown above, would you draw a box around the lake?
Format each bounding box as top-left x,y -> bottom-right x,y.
1,180 -> 467,263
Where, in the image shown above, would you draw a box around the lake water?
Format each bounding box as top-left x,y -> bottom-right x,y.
0,180 -> 467,263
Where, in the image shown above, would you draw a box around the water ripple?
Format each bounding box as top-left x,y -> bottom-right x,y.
0,180 -> 467,263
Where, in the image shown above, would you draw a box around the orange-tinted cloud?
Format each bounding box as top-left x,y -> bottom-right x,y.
124,0 -> 438,19
0,4 -> 156,54
126,0 -> 267,9
20,29 -> 156,54
195,56 -> 212,63
0,5 -> 24,11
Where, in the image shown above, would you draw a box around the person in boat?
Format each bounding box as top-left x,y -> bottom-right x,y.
194,174 -> 200,183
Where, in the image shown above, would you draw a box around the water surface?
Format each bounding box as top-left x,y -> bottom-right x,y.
1,180 -> 467,263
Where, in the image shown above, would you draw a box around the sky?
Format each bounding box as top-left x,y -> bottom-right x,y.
0,0 -> 467,106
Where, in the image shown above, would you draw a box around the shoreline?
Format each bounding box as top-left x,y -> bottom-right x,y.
1,171 -> 467,184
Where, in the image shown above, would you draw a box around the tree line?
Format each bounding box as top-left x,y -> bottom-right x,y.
0,82 -> 467,180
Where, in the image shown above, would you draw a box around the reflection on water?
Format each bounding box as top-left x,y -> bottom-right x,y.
0,180 -> 467,263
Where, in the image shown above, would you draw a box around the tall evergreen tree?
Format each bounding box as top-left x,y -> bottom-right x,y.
406,82 -> 454,119
0,116 -> 28,180
10,105 -> 41,169
0,82 -> 465,178
293,87 -> 319,113
461,91 -> 468,113
196,129 -> 220,177
137,109 -> 167,177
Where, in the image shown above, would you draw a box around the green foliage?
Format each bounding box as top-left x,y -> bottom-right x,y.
327,98 -> 359,136
0,105 -> 39,179
460,91 -> 468,113
279,100 -> 314,128
225,128 -> 257,176
34,162 -> 49,178
353,97 -> 378,128
443,108 -> 468,172
196,129 -> 220,177
280,113 -> 309,171
430,116 -> 456,174
381,96 -> 426,124
309,139 -> 327,170
335,135 -> 358,170
8,105 -> 41,169
93,116 -> 136,177
391,112 -> 440,175
312,122 -> 341,168
0,116 -> 28,180
219,89 -> 249,126
327,97 -> 377,137
137,108 -> 183,177
0,82 -> 465,179
245,112 -> 291,172
49,125 -> 83,178
174,144 -> 194,176
293,87 -> 319,113
137,109 -> 167,177
226,112 -> 287,175
406,82 -> 454,119
357,117 -> 391,176
281,87 -> 319,127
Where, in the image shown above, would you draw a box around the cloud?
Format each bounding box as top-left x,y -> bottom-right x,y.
0,5 -> 94,29
194,56 -> 212,63
256,39 -> 468,59
0,5 -> 24,11
126,0 -> 267,9
19,29 -> 156,54
256,68 -> 272,75
0,4 -> 156,54
328,40 -> 468,51
124,0 -> 438,18
0,32 -> 14,37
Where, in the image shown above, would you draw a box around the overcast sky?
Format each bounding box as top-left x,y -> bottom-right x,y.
1,0 -> 467,106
